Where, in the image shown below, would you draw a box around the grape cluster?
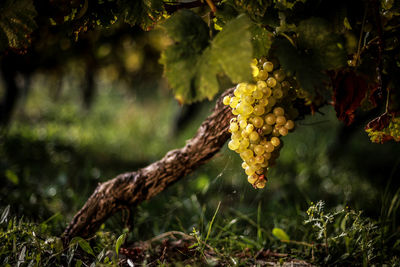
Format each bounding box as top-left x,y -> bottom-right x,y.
366,117 -> 400,143
223,58 -> 296,189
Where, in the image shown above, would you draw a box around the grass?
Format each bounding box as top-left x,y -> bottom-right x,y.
1,68 -> 400,265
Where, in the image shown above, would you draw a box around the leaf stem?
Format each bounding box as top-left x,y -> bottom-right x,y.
279,32 -> 296,48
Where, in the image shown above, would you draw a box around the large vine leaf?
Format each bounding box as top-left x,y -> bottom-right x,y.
297,17 -> 346,70
0,0 -> 37,52
250,23 -> 273,59
160,11 -> 252,103
117,0 -> 164,31
159,10 -> 210,103
273,17 -> 346,97
273,38 -> 328,97
211,14 -> 252,83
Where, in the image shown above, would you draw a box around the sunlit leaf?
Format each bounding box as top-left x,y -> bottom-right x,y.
161,12 -> 253,103
5,170 -> 19,185
211,14 -> 252,83
115,233 -> 127,256
272,227 -> 290,241
70,237 -> 95,256
0,0 -> 37,52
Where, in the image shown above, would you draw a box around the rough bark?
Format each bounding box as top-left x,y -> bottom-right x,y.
62,88 -> 234,244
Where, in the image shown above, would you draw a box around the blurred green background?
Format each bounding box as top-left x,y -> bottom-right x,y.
1,23 -> 400,263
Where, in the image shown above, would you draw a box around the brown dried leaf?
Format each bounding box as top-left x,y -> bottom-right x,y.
332,70 -> 370,125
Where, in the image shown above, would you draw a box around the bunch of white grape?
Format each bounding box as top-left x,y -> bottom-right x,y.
223,58 -> 296,189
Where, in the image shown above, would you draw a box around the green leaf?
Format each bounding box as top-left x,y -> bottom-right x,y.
0,0 -> 37,52
297,17 -> 346,70
273,17 -> 346,97
70,237 -> 95,256
5,170 -> 19,185
250,23 -> 273,58
115,233 -> 127,256
211,14 -> 252,83
117,0 -> 164,30
272,227 -> 290,241
161,12 -> 253,103
195,47 -> 222,101
274,38 -> 328,96
160,10 -> 210,103
75,260 -> 82,267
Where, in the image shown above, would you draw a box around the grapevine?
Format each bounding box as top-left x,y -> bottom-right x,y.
223,58 -> 299,189
365,115 -> 400,143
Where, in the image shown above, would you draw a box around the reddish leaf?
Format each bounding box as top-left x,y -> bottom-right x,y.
365,113 -> 391,132
331,70 -> 370,125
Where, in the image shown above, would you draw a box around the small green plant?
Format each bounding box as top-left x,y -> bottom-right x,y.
304,201 -> 393,266
0,206 -> 129,266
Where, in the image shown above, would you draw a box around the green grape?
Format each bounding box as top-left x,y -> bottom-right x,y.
273,69 -> 286,82
268,96 -> 276,107
244,95 -> 255,104
245,124 -> 254,134
245,166 -> 256,176
258,97 -> 269,106
265,142 -> 275,153
272,127 -> 280,137
253,105 -> 265,116
248,174 -> 258,184
265,113 -> 276,125
276,116 -> 286,126
267,77 -> 277,87
270,137 -> 280,147
249,131 -> 260,142
263,61 -> 274,72
257,70 -> 268,80
255,155 -> 264,164
230,122 -> 239,132
229,97 -> 239,108
228,140 -> 240,150
251,65 -> 259,77
281,81 -> 291,90
262,124 -> 273,135
253,116 -> 264,128
242,162 -> 249,169
263,152 -> 271,160
241,149 -> 253,160
257,80 -> 267,89
273,89 -> 283,99
256,179 -> 266,188
285,120 -> 295,130
242,103 -> 253,115
234,87 -> 242,97
239,139 -> 250,151
253,89 -> 263,100
239,119 -> 247,129
279,126 -> 288,136
273,107 -> 284,116
223,57 -> 297,189
254,144 -> 264,155
223,96 -> 231,105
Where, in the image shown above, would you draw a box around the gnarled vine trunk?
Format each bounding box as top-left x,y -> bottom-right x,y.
62,88 -> 234,244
